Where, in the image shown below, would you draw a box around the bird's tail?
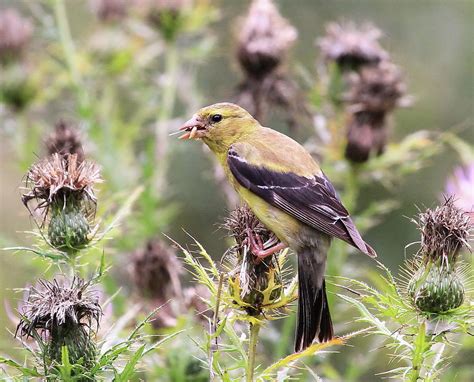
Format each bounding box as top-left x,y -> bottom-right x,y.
295,248 -> 334,352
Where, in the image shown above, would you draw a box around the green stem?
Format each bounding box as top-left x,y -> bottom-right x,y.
53,0 -> 89,113
246,322 -> 261,382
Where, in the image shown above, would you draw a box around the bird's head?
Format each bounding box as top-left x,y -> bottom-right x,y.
179,103 -> 259,153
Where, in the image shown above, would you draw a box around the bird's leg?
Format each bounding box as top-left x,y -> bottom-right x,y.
246,229 -> 287,260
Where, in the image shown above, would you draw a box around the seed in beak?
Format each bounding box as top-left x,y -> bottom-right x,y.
189,126 -> 198,139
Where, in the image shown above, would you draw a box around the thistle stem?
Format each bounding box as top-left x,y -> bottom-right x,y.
246,322 -> 261,382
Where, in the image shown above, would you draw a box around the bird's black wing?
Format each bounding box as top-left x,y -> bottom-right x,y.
227,147 -> 376,257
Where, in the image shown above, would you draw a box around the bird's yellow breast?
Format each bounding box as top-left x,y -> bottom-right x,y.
236,185 -> 302,246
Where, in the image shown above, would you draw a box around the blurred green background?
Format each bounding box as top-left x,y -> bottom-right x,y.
0,0 -> 473,374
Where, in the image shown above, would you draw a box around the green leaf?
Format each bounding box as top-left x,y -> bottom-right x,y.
114,344 -> 145,382
0,357 -> 42,377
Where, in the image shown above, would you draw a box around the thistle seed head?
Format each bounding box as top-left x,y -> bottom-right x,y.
17,277 -> 101,370
223,205 -> 284,316
415,198 -> 471,263
237,0 -> 297,79
318,21 -> 389,70
345,61 -> 407,113
0,9 -> 33,65
22,153 -> 101,211
45,121 -> 85,163
131,239 -> 182,301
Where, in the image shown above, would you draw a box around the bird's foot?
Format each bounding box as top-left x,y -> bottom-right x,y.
251,242 -> 287,260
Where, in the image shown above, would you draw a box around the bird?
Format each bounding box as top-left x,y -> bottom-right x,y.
179,102 -> 376,351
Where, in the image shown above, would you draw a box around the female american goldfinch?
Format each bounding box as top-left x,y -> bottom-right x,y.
179,103 -> 376,351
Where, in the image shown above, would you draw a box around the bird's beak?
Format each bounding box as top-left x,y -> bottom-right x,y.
179,115 -> 207,140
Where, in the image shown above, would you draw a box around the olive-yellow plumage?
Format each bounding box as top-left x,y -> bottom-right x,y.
180,102 -> 376,351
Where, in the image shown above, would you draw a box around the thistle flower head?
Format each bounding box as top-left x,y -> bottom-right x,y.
445,162 -> 474,215
415,198 -> 471,262
237,0 -> 297,78
345,61 -> 407,113
318,21 -> 389,70
90,0 -> 129,22
46,121 -> 85,163
22,153 -> 101,211
18,278 -> 101,338
223,205 -> 287,316
0,62 -> 36,111
0,9 -> 33,65
131,239 -> 182,301
22,154 -> 101,253
18,278 -> 101,370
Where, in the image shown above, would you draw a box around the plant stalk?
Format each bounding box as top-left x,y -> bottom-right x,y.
246,322 -> 261,382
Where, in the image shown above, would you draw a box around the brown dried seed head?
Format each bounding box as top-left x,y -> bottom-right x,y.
131,239 -> 182,301
46,121 -> 85,163
237,0 -> 297,78
416,198 -> 471,262
345,61 -> 407,113
17,277 -> 101,339
22,153 -> 102,208
0,9 -> 33,64
318,21 -> 389,69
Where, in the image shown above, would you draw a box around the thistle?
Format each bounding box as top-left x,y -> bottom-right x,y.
17,278 -> 101,375
22,153 -> 102,256
317,21 -> 388,71
223,205 -> 288,317
45,120 -> 85,163
131,239 -> 183,328
0,9 -> 33,65
0,62 -> 37,111
407,199 -> 471,314
234,0 -> 306,129
445,162 -> 474,217
141,0 -> 191,41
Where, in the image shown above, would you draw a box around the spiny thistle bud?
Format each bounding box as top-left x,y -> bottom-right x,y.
0,63 -> 37,111
317,21 -> 389,71
407,199 -> 471,314
0,9 -> 33,65
17,278 -> 101,373
90,0 -> 129,22
237,0 -> 297,79
22,154 -> 102,255
45,120 -> 85,163
223,205 -> 285,316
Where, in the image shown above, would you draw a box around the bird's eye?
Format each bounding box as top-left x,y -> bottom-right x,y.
211,114 -> 222,123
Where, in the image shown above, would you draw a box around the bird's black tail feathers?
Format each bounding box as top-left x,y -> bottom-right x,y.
295,248 -> 334,352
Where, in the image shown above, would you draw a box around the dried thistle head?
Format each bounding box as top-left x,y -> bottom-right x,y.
131,239 -> 182,301
237,0 -> 297,79
0,9 -> 33,65
90,0 -> 129,22
415,198 -> 471,263
183,284 -> 212,322
22,154 -> 101,253
345,61 -> 407,113
318,21 -> 389,70
18,278 -> 101,369
445,162 -> 474,216
344,111 -> 387,163
45,121 -> 85,163
22,153 -> 101,211
223,205 -> 288,316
